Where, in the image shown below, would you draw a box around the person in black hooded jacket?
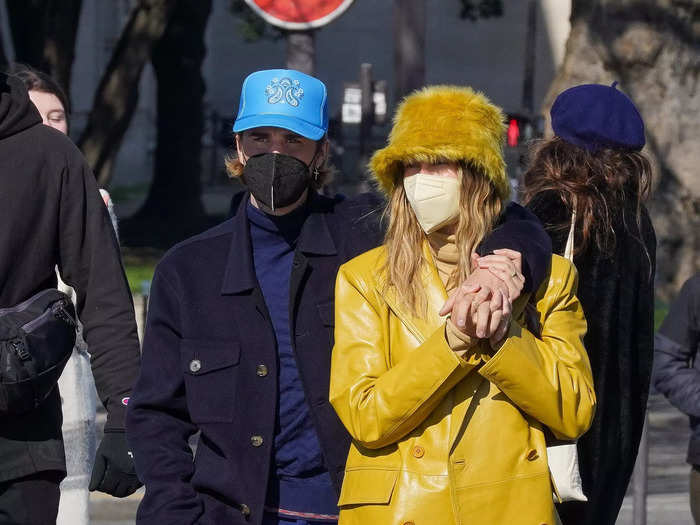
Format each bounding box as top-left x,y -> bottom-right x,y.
0,73 -> 142,524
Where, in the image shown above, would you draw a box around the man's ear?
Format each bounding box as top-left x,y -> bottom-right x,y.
322,139 -> 330,160
315,138 -> 330,170
235,133 -> 246,165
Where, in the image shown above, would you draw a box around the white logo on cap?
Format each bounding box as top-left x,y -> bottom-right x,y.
265,77 -> 304,107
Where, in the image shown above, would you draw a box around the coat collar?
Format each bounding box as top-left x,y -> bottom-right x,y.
220,190 -> 337,295
220,192 -> 257,294
297,191 -> 337,256
378,241 -> 448,343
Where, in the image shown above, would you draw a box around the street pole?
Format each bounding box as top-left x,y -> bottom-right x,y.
393,0 -> 425,102
359,63 -> 373,158
632,415 -> 649,525
357,63 -> 374,188
286,30 -> 315,75
521,0 -> 537,115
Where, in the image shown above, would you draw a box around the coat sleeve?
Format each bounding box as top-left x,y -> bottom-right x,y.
478,258 -> 596,440
477,202 -> 552,294
56,150 -> 140,430
525,190 -> 570,256
329,265 -> 485,449
653,275 -> 700,418
126,268 -> 202,525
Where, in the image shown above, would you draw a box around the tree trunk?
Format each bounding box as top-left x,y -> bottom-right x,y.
6,1 -> 47,68
121,0 -> 212,248
6,0 -> 82,96
543,0 -> 699,299
77,0 -> 176,187
42,0 -> 82,94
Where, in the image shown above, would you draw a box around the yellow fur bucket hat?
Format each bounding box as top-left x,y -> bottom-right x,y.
370,85 -> 509,201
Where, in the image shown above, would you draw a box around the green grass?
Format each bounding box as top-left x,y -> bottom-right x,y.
655,299 -> 669,333
108,183 -> 151,203
121,248 -> 163,294
124,264 -> 156,294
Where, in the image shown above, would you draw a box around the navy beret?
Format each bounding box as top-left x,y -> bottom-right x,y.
551,82 -> 645,153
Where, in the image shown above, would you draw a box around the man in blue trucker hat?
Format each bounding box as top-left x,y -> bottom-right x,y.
127,69 -> 377,525
127,69 -> 554,525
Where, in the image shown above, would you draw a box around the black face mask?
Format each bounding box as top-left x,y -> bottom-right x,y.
242,153 -> 311,211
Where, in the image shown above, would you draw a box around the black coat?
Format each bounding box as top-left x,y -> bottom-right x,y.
527,190 -> 656,525
653,274 -> 700,465
127,191 -> 552,525
0,74 -> 141,481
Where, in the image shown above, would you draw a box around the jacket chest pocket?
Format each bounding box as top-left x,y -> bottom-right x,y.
181,339 -> 240,423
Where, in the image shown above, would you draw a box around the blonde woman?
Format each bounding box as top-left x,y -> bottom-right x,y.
329,86 -> 596,524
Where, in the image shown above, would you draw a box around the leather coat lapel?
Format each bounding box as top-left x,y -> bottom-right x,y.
379,242 -> 449,344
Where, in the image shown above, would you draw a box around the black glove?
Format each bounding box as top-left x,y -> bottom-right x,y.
89,430 -> 143,497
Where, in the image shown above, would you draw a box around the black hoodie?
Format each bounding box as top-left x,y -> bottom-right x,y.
0,74 -> 140,481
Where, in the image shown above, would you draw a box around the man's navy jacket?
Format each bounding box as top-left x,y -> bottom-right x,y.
126,190 -> 551,525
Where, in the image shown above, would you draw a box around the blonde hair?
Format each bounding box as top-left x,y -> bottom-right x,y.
224,134 -> 335,190
383,162 -> 503,314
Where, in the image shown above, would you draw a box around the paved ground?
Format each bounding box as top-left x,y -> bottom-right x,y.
89,392 -> 696,524
615,392 -> 695,525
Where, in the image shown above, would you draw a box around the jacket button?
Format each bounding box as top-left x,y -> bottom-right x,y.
412,446 -> 425,458
240,503 -> 251,517
250,435 -> 264,447
256,364 -> 268,377
527,449 -> 539,461
189,359 -> 201,373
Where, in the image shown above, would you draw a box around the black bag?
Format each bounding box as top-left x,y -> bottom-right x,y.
0,289 -> 77,415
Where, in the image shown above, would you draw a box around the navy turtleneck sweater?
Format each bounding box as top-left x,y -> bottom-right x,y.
247,201 -> 338,520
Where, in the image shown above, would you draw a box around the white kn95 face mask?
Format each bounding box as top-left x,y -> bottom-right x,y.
403,173 -> 461,234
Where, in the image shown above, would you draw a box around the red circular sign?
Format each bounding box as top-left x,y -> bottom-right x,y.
244,0 -> 355,29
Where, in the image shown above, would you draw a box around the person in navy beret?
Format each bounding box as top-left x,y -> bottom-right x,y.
523,82 -> 657,525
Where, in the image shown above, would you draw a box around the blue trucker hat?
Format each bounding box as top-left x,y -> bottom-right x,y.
551,82 -> 645,153
233,69 -> 328,141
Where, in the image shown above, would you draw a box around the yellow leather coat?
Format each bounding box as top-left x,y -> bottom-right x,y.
329,246 -> 596,525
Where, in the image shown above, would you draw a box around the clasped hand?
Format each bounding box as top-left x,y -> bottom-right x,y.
439,249 -> 524,347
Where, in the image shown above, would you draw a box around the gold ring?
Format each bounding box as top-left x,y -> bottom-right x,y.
511,272 -> 518,278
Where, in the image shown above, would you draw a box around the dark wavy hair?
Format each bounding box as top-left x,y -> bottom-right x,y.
522,137 -> 652,257
8,63 -> 70,115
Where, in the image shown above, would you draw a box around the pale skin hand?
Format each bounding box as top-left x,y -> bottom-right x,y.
439,249 -> 524,346
476,249 -> 525,301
